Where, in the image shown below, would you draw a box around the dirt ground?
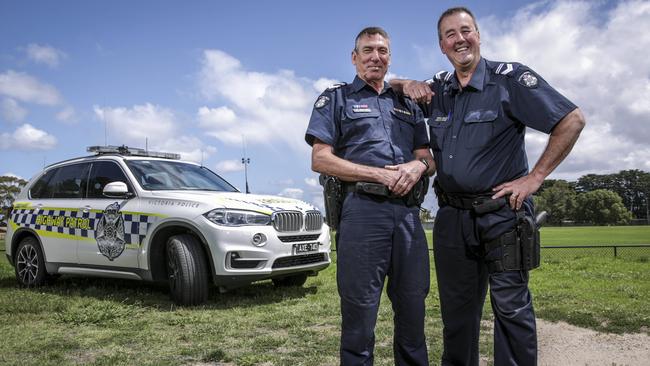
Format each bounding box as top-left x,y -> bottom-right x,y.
480,318 -> 650,366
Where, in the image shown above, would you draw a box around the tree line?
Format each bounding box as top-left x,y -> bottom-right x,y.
535,169 -> 650,226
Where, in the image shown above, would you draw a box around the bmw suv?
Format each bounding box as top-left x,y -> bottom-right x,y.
5,146 -> 331,305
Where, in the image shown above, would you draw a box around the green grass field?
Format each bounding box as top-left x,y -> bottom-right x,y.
0,226 -> 648,365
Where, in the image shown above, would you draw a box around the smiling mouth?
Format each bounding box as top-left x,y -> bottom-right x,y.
368,66 -> 382,71
455,46 -> 469,52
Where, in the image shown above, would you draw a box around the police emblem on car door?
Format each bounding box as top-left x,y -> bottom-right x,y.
95,202 -> 126,260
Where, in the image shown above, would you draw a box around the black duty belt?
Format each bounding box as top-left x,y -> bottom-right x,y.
433,180 -> 505,212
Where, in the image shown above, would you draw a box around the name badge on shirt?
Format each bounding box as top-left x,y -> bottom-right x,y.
393,107 -> 412,116
434,116 -> 448,122
352,104 -> 372,113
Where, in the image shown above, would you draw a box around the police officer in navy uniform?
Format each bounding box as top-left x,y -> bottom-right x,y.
305,27 -> 434,365
391,7 -> 586,366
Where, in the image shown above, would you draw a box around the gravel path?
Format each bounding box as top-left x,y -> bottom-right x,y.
537,319 -> 650,366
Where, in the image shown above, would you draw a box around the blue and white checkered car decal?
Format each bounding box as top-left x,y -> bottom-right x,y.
11,208 -> 158,246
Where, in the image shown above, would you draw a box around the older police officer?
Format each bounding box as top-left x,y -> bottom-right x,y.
391,7 -> 586,366
305,27 -> 434,365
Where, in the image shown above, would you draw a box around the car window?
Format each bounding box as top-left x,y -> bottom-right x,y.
47,163 -> 91,199
126,160 -> 237,192
30,169 -> 55,199
87,161 -> 133,198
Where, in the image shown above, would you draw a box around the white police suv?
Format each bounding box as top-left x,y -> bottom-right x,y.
5,146 -> 331,305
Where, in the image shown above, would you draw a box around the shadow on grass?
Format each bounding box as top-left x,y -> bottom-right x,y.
0,272 -> 320,311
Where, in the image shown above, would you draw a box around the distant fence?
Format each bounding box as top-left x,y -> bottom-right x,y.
541,244 -> 650,260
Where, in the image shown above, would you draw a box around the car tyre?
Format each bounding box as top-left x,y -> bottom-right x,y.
166,234 -> 209,306
15,236 -> 49,287
272,273 -> 308,287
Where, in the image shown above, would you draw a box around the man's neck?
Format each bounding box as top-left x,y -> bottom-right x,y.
455,61 -> 479,88
359,76 -> 384,94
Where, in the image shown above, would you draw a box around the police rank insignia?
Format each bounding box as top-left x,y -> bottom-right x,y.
518,71 -> 538,88
95,202 -> 126,261
314,95 -> 330,109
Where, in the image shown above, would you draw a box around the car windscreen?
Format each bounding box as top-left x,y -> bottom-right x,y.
126,160 -> 238,192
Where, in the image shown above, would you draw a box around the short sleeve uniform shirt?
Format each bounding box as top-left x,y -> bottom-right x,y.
306,76 -> 429,168
420,58 -> 577,194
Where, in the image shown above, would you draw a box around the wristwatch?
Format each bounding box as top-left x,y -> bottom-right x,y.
419,158 -> 430,171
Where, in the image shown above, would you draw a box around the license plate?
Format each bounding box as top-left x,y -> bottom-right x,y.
293,242 -> 319,254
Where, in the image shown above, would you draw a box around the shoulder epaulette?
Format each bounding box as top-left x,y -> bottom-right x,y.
326,82 -> 347,91
431,70 -> 453,83
492,62 -> 522,76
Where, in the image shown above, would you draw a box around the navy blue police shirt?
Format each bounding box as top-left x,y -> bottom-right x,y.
421,57 -> 577,194
305,76 -> 429,168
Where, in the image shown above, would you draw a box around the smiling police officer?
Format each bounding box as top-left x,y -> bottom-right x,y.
305,27 -> 434,365
391,7 -> 586,366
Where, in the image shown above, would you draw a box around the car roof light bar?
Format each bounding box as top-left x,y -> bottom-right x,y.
87,145 -> 181,160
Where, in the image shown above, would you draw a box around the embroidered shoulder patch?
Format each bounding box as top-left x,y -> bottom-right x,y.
517,71 -> 538,88
314,95 -> 330,109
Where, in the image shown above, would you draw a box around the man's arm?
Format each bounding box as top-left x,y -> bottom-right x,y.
389,79 -> 434,104
312,139 -> 427,197
492,108 -> 586,209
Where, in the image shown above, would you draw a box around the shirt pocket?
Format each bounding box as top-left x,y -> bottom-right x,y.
426,110 -> 451,151
462,109 -> 497,149
391,109 -> 416,147
341,107 -> 382,147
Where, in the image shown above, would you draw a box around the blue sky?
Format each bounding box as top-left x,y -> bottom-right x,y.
1,0 -> 649,212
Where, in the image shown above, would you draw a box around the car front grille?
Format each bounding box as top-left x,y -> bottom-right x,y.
304,211 -> 323,231
278,234 -> 321,243
272,253 -> 328,269
272,210 -> 323,233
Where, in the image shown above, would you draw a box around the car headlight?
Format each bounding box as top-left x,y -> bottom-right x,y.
204,208 -> 271,226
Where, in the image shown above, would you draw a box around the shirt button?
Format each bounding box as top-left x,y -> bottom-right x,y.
452,135 -> 457,139
449,154 -> 453,159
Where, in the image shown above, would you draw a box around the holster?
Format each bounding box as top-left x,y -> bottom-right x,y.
319,174 -> 343,230
484,210 -> 541,273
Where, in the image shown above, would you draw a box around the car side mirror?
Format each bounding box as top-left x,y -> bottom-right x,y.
103,182 -> 133,199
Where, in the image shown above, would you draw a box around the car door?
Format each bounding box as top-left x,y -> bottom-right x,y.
27,162 -> 91,264
77,160 -> 141,268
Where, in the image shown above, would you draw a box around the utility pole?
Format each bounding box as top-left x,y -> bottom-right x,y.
241,136 -> 250,194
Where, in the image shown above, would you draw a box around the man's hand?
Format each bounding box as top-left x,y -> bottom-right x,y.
384,160 -> 427,196
491,174 -> 544,210
403,80 -> 434,105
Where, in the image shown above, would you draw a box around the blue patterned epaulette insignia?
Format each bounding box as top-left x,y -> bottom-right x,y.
326,82 -> 347,91
494,62 -> 520,76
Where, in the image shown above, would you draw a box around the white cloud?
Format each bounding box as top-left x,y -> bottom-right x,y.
25,44 -> 67,68
197,106 -> 237,128
444,0 -> 650,179
0,123 -> 57,150
1,98 -> 27,122
215,159 -> 244,173
93,103 -> 216,162
56,106 -> 76,123
278,188 -> 304,200
94,103 -> 177,144
304,177 -> 319,188
198,49 -> 318,152
0,70 -> 62,106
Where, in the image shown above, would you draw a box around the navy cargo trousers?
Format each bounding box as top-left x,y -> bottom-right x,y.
336,192 -> 430,366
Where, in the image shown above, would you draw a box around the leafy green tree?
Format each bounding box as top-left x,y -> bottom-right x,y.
419,208 -> 433,222
575,189 -> 634,225
534,180 -> 577,225
0,175 -> 28,207
576,170 -> 650,219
